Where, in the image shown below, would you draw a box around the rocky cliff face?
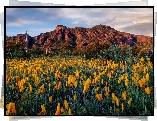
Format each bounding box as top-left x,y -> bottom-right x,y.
6,24 -> 153,51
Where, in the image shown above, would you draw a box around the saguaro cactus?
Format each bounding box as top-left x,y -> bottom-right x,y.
25,31 -> 28,52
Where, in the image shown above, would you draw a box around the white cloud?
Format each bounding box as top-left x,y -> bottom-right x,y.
6,8 -> 44,26
6,7 -> 153,36
120,22 -> 153,36
7,19 -> 43,27
71,20 -> 79,24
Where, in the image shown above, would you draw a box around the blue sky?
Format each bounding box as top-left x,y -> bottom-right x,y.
6,7 -> 153,38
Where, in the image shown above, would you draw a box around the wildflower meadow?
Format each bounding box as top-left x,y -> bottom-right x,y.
5,53 -> 153,115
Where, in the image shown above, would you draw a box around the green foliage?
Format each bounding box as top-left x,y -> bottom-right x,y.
6,40 -> 26,52
98,44 -> 132,62
6,38 -> 153,61
131,42 -> 153,57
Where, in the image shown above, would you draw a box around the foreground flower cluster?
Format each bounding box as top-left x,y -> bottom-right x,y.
6,56 -> 153,115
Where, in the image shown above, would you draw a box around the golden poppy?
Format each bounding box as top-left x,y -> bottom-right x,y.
64,100 -> 69,110
121,91 -> 127,100
57,82 -> 61,90
96,94 -> 103,101
16,76 -> 20,82
74,81 -> 77,88
49,96 -> 52,103
128,98 -> 132,105
55,103 -> 61,115
125,77 -> 129,87
95,87 -> 100,92
115,97 -> 119,107
145,87 -> 151,95
146,73 -> 150,81
29,84 -> 32,93
41,104 -> 46,114
74,94 -> 77,101
112,93 -> 116,102
83,84 -> 89,93
68,108 -> 72,115
122,103 -> 124,111
75,70 -> 80,78
61,107 -> 64,113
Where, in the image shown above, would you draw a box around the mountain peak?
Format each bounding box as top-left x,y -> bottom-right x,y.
6,24 -> 153,49
55,25 -> 67,33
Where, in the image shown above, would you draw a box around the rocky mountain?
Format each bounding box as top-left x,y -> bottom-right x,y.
6,24 -> 153,54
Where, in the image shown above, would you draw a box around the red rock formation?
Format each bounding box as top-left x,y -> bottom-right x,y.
6,24 -> 153,51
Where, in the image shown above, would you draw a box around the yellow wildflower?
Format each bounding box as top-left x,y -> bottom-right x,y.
104,85 -> 109,92
68,108 -> 72,115
107,71 -> 112,80
16,76 -> 20,82
138,67 -> 143,72
40,104 -> 46,115
118,79 -> 121,84
74,81 -> 77,88
64,100 -> 69,110
143,67 -> 147,74
48,83 -> 51,89
146,73 -> 150,81
19,86 -> 24,92
105,91 -> 109,97
57,82 -> 61,90
112,93 -> 116,102
6,102 -> 16,115
101,79 -> 104,84
84,75 -> 86,79
140,57 -> 144,62
65,81 -> 68,87
61,107 -> 64,113
147,61 -> 152,68
55,103 -> 61,115
92,79 -> 95,84
37,84 -> 45,94
95,76 -> 100,83
95,87 -> 100,92
98,66 -> 101,70
75,70 -> 80,78
46,77 -> 50,81
12,84 -> 14,90
125,77 -> 129,87
115,97 -> 119,107
122,103 -> 124,111
29,84 -> 32,93
145,87 -> 151,95
138,78 -> 146,88
54,81 -> 57,85
49,96 -> 52,103
146,57 -> 150,61
74,94 -> 77,101
83,83 -> 89,93
11,102 -> 16,114
128,98 -> 132,105
96,94 -> 103,101
121,91 -> 127,100
68,75 -> 76,85
86,78 -> 91,85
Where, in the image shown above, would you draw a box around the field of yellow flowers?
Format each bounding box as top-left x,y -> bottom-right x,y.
6,56 -> 153,115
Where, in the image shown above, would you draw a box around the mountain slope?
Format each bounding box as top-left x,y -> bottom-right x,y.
6,24 -> 153,56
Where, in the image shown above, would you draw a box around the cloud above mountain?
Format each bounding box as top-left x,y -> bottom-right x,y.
6,7 -> 153,37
